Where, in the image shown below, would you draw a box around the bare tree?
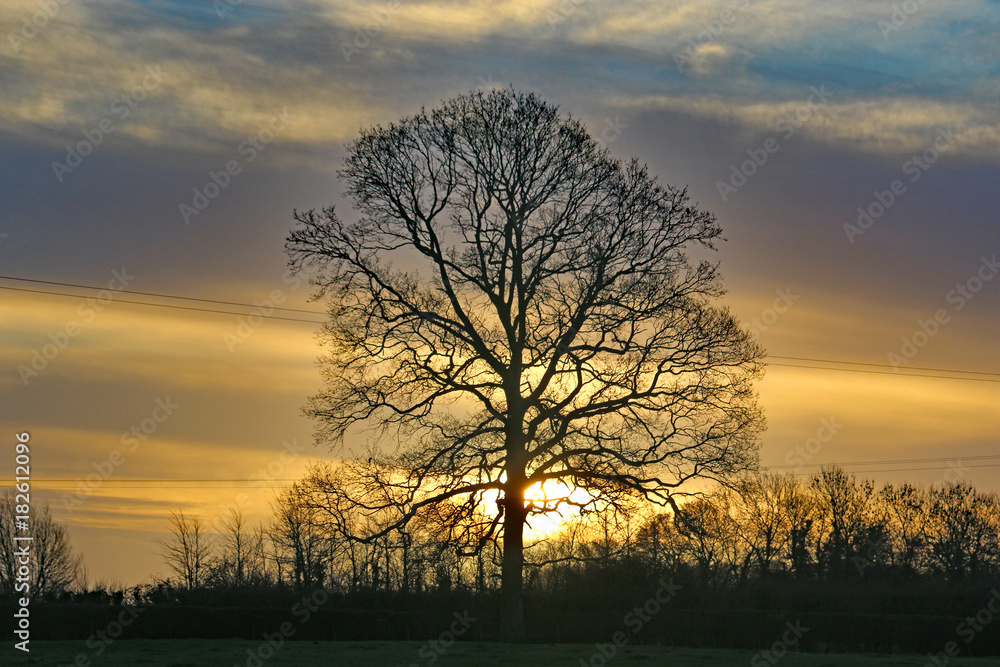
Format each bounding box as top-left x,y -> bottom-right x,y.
156,511 -> 212,589
810,467 -> 888,578
927,483 -> 1000,580
210,508 -> 269,587
286,88 -> 765,640
678,496 -> 738,588
0,492 -> 82,597
271,484 -> 331,588
729,473 -> 806,579
635,511 -> 688,574
879,482 -> 929,576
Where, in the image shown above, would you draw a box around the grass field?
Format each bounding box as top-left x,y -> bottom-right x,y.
4,640 -> 999,667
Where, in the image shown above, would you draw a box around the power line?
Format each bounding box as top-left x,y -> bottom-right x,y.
0,275 -> 323,315
19,456 -> 1000,484
10,461 -> 1000,489
767,454 -> 1000,471
2,276 -> 998,383
785,462 -> 1000,476
10,452 -> 1000,490
769,356 -> 1000,378
13,479 -> 301,483
0,286 -> 324,325
0,485 -> 293,489
769,363 -> 1000,384
0,479 -> 301,490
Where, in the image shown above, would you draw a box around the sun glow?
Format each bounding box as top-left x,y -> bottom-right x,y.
523,480 -> 596,538
477,480 -> 595,539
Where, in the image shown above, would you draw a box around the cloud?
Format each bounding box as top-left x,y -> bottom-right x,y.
0,290 -> 321,395
2,0 -> 997,160
0,0 -> 382,153
322,0 -> 566,38
616,94 -> 1000,156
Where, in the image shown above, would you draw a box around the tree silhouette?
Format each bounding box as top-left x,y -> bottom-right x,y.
928,482 -> 1000,580
286,88 -> 765,641
156,511 -> 212,590
0,492 -> 82,597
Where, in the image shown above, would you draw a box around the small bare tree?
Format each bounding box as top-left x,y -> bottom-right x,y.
157,511 -> 212,589
927,483 -> 1000,580
810,467 -> 888,578
879,482 -> 929,576
0,492 -> 82,597
729,473 -> 806,579
271,484 -> 331,588
210,508 -> 269,587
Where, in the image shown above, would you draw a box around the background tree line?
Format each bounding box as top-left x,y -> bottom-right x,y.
138,464 -> 1000,609
4,465 -> 998,609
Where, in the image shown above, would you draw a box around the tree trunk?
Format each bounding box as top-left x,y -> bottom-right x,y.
501,389 -> 529,642
500,492 -> 527,642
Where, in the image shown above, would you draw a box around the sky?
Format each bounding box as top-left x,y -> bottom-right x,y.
1,0 -> 998,586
